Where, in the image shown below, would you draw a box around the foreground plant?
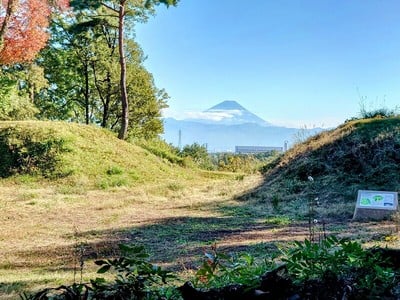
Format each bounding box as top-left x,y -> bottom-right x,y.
195,243 -> 273,289
21,238 -> 400,299
21,244 -> 176,300
282,236 -> 398,297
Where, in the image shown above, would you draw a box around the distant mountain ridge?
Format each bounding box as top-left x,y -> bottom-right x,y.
162,101 -> 323,152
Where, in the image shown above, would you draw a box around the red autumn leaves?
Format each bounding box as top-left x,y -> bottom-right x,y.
0,0 -> 69,64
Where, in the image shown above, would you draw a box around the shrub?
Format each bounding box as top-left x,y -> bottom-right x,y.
137,138 -> 183,165
214,152 -> 279,174
265,216 -> 291,226
20,240 -> 400,299
22,244 -> 175,300
179,143 -> 214,170
0,127 -> 71,178
359,102 -> 399,119
106,166 -> 124,175
195,243 -> 272,289
346,98 -> 400,122
282,236 -> 397,296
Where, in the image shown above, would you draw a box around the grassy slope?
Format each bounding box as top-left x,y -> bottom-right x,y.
248,117 -> 400,220
0,121 -> 196,189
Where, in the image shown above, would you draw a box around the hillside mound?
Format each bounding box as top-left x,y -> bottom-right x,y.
250,117 -> 400,220
0,121 -> 191,187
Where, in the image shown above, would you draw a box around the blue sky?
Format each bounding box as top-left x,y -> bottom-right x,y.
136,0 -> 400,128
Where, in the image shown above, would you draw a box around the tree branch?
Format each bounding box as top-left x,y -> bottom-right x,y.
100,2 -> 118,13
0,0 -> 16,51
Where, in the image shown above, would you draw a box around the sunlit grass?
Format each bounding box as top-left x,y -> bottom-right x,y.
0,173 -> 266,297
1,119 -> 400,297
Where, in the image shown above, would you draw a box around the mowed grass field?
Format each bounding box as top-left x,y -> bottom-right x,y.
1,173 -> 399,299
0,173 -> 262,297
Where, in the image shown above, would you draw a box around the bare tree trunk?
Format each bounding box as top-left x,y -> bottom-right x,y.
101,73 -> 112,128
117,0 -> 129,140
84,61 -> 90,124
29,84 -> 35,103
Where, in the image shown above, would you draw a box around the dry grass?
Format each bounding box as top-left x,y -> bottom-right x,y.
1,172 -> 399,298
0,174 -> 264,295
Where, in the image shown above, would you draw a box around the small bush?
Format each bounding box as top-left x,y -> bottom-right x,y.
179,143 -> 214,170
282,236 -> 397,296
22,244 -> 175,300
106,166 -> 124,175
214,152 -> 279,174
0,127 -> 71,178
97,177 -> 128,189
265,216 -> 291,226
137,138 -> 183,165
195,243 -> 272,289
20,239 -> 400,299
359,100 -> 399,119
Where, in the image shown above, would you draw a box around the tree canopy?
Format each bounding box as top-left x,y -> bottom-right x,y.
69,0 -> 178,139
0,0 -> 69,64
0,0 -> 175,141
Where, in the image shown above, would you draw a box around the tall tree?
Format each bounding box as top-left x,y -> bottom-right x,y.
37,10 -> 167,138
0,0 -> 69,64
36,16 -> 99,123
70,0 -> 178,139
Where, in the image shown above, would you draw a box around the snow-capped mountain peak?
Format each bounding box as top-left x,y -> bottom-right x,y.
207,100 -> 247,111
185,100 -> 271,126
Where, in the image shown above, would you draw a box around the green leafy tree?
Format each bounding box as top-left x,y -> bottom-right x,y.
125,41 -> 169,139
37,16 -> 100,123
70,0 -> 178,140
37,9 -> 167,139
179,143 -> 214,170
0,67 -> 39,120
23,64 -> 49,104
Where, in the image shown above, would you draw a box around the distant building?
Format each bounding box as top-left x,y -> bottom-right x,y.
235,146 -> 283,154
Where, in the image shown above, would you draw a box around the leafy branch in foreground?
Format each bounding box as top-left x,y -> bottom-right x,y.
195,242 -> 274,289
92,244 -> 175,298
22,244 -> 176,300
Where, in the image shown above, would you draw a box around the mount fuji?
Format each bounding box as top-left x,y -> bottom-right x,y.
185,100 -> 272,126
162,101 -> 323,152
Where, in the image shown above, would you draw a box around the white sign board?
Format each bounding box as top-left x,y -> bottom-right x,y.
356,190 -> 398,210
353,190 -> 398,220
